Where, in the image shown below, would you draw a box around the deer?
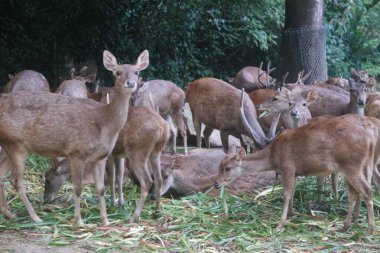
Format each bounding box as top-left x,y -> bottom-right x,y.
186,77 -> 268,152
324,77 -> 350,92
44,105 -> 170,222
158,148 -> 278,198
132,79 -> 188,155
0,49 -> 149,226
4,70 -> 50,93
55,70 -> 97,98
257,88 -> 341,198
231,62 -> 276,92
214,114 -> 378,235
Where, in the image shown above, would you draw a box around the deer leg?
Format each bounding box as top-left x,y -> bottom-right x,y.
277,171 -> 296,229
69,158 -> 85,226
203,126 -> 214,149
220,131 -> 229,153
93,159 -> 109,226
0,153 -> 16,219
172,110 -> 188,155
343,174 -> 373,234
288,177 -> 296,216
150,152 -> 163,218
129,159 -> 153,223
105,155 -> 117,206
193,115 -> 202,148
115,157 -> 125,207
9,150 -> 42,223
331,173 -> 339,199
167,117 -> 178,155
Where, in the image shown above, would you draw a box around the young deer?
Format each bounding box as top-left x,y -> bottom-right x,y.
186,77 -> 267,152
4,70 -> 50,92
44,106 -> 170,222
214,114 -> 377,234
0,49 -> 149,226
133,79 -> 188,155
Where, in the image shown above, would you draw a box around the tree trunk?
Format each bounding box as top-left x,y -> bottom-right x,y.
282,0 -> 327,84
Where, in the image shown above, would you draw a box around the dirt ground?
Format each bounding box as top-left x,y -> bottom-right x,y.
0,231 -> 94,253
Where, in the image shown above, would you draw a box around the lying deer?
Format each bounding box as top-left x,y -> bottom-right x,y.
133,79 -> 188,155
44,105 -> 170,222
231,62 -> 276,92
186,77 -> 267,152
0,49 -> 149,226
55,70 -> 96,98
214,114 -> 377,234
4,70 -> 50,92
159,148 -> 278,198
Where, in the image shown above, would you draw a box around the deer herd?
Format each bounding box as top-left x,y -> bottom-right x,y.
0,50 -> 379,235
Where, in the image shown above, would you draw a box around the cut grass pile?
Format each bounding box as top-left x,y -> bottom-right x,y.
0,154 -> 379,252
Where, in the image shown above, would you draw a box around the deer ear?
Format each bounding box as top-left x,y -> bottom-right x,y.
237,148 -> 246,160
136,50 -> 149,71
8,73 -> 13,80
306,90 -> 318,104
103,50 -> 118,71
227,144 -> 238,156
281,87 -> 291,98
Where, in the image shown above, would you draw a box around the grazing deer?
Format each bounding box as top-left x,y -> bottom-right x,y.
231,62 -> 276,92
0,49 -> 149,225
4,70 -> 50,92
133,79 -> 188,155
214,114 -> 377,234
186,77 -> 267,152
44,106 -> 170,222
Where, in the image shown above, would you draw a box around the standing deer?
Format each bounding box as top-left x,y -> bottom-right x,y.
214,114 -> 377,234
231,62 -> 276,92
0,49 -> 149,225
4,70 -> 50,92
44,106 -> 170,222
186,77 -> 267,152
133,79 -> 188,155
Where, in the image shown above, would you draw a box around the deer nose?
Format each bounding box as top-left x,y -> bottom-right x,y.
126,80 -> 137,88
358,99 -> 365,106
290,110 -> 299,117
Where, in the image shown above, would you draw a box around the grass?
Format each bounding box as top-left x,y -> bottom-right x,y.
0,154 -> 379,252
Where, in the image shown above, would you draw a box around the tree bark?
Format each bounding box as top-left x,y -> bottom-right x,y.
285,0 -> 324,29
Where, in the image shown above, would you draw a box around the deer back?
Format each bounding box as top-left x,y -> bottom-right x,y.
4,70 -> 50,93
186,77 -> 267,148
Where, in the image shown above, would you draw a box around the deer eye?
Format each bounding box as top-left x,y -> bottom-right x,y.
289,102 -> 292,106
135,71 -> 139,75
116,71 -> 122,76
163,175 -> 168,180
272,97 -> 278,102
225,167 -> 231,172
303,103 -> 307,106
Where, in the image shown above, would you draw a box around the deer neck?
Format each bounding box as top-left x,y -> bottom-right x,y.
347,98 -> 364,115
240,147 -> 273,174
104,88 -> 132,133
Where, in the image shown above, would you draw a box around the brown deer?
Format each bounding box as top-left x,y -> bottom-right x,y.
159,149 -> 278,198
214,114 -> 377,234
55,73 -> 96,98
0,49 -> 149,226
324,77 -> 350,92
44,106 -> 170,222
4,70 -> 50,92
133,79 -> 188,154
287,79 -> 369,116
186,77 -> 268,152
231,62 -> 276,92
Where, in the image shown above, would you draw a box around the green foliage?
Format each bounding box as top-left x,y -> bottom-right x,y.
0,1 -> 378,89
0,0 -> 284,88
325,0 -> 380,78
